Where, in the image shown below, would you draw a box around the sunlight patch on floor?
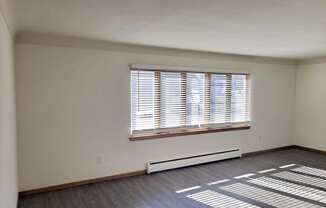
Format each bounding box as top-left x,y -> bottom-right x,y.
292,166 -> 326,178
234,173 -> 255,179
220,183 -> 322,208
273,171 -> 326,189
187,190 -> 260,208
279,164 -> 296,169
207,179 -> 231,186
176,186 -> 201,193
249,176 -> 326,203
258,168 -> 276,174
182,165 -> 326,207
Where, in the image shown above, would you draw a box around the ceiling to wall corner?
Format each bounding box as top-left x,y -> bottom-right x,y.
14,0 -> 326,59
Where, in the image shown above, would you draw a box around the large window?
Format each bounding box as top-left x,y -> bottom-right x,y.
130,67 -> 250,140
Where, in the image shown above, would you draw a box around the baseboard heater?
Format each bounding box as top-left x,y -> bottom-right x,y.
147,149 -> 241,174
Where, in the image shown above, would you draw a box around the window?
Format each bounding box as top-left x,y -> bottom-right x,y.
130,67 -> 250,140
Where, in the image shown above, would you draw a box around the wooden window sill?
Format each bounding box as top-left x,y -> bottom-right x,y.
129,125 -> 251,141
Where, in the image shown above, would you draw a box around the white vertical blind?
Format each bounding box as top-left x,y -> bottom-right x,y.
186,73 -> 205,126
130,69 -> 250,134
130,71 -> 155,131
210,74 -> 229,124
160,72 -> 185,128
231,74 -> 249,122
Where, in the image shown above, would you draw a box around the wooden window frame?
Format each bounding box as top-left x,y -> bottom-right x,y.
129,125 -> 250,141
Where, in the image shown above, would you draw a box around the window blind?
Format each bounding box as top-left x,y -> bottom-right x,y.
160,72 -> 186,128
130,71 -> 155,131
130,69 -> 250,135
186,73 -> 205,126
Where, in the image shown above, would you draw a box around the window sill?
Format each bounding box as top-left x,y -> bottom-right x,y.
129,125 -> 251,141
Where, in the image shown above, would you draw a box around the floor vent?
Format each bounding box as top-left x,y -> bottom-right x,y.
147,149 -> 241,173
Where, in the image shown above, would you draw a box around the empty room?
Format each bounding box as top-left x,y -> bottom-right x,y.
2,0 -> 326,207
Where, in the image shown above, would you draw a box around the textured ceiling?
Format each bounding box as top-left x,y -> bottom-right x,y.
15,0 -> 326,59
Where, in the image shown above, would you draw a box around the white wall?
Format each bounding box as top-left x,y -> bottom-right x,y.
15,37 -> 296,191
295,60 -> 326,150
0,0 -> 14,33
0,1 -> 17,208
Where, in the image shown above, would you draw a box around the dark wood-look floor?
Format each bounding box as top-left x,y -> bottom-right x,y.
19,147 -> 326,208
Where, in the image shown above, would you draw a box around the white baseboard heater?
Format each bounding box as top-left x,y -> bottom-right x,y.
146,149 -> 241,174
